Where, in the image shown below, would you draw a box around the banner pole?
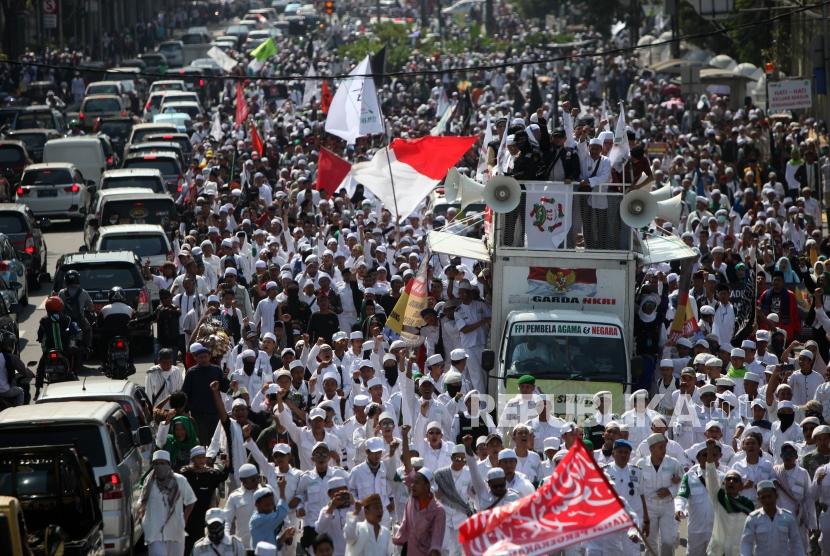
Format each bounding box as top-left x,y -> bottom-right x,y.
377,91 -> 401,242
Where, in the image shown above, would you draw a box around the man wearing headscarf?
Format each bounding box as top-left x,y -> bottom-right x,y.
140,450 -> 197,556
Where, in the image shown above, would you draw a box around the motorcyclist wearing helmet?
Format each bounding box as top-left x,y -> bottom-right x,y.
0,331 -> 28,406
36,296 -> 74,391
67,118 -> 85,136
101,286 -> 135,363
58,269 -> 93,351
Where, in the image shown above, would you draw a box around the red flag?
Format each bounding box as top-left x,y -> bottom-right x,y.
235,83 -> 249,125
458,439 -> 633,555
315,148 -> 351,195
320,81 -> 333,114
250,123 -> 264,156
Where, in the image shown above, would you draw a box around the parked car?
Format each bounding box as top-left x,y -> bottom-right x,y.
125,122 -> 179,148
126,141 -> 185,165
147,79 -> 186,95
92,224 -> 173,269
85,80 -> 125,99
157,40 -> 185,67
35,377 -> 155,467
161,101 -> 203,120
144,132 -> 193,163
17,163 -> 90,224
152,112 -> 191,133
0,401 -> 149,555
121,151 -> 184,194
43,136 -> 107,189
86,189 -> 177,247
0,446 -> 105,555
0,203 -> 48,286
79,95 -> 127,132
11,105 -> 65,133
5,128 -> 61,162
98,168 -> 166,195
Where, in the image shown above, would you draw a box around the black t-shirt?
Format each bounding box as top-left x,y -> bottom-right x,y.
307,312 -> 340,345
182,364 -> 228,414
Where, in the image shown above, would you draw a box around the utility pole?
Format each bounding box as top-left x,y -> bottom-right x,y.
485,0 -> 495,35
670,0 -> 680,58
420,0 -> 428,32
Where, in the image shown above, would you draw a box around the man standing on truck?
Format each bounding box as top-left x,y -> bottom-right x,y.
454,280 -> 491,393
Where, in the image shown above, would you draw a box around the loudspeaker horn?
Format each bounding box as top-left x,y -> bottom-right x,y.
620,188 -> 658,228
444,168 -> 461,203
656,193 -> 683,226
483,175 -> 521,213
459,175 -> 487,209
650,184 -> 672,202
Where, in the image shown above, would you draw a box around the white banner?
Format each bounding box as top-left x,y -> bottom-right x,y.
526,186 -> 572,249
324,55 -> 384,144
207,47 -> 239,73
768,79 -> 812,111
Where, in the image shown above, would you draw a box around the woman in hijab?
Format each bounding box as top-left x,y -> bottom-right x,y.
775,256 -> 800,284
156,415 -> 200,472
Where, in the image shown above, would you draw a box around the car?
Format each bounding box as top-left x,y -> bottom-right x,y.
95,133 -> 119,169
12,105 -> 65,133
0,401 -> 149,555
0,106 -> 25,129
17,163 -> 90,224
79,95 -> 127,132
159,90 -> 202,109
161,100 -> 203,120
0,203 -> 48,286
35,377 -> 155,467
126,141 -> 186,165
5,128 -> 61,163
137,52 -> 168,74
142,91 -> 170,120
211,37 -> 237,51
152,112 -> 191,133
91,116 -> 135,158
42,136 -> 106,191
181,29 -> 212,45
189,57 -> 223,73
85,80 -> 124,98
0,139 -> 32,196
157,40 -> 185,67
0,231 -> 28,307
121,151 -> 184,194
87,190 -> 177,246
247,7 -> 279,21
0,446 -> 105,555
99,168 -> 166,196
144,132 -> 194,163
125,122 -> 179,148
147,79 -> 186,95
92,224 -> 173,269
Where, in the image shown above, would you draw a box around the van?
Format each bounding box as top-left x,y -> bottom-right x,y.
85,188 -> 177,247
43,137 -> 107,189
126,122 -> 179,148
0,401 -> 150,554
92,224 -> 173,270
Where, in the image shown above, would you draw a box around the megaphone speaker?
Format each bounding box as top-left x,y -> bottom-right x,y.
483,176 -> 522,213
620,188 -> 658,228
650,184 -> 672,202
444,168 -> 461,204
656,194 -> 683,226
459,175 -> 487,209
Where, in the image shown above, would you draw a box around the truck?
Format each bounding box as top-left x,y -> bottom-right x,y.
428,180 -> 693,419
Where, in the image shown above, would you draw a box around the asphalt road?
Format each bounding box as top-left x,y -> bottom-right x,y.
19,220 -> 157,390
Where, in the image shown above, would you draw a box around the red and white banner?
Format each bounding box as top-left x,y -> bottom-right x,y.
458,439 -> 632,556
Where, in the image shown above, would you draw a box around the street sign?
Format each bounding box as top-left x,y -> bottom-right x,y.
768,79 -> 812,111
43,0 -> 58,29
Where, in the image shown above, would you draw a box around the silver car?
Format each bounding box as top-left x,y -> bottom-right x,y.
17,162 -> 90,224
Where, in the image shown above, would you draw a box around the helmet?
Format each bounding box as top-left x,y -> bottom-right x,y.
69,118 -> 80,128
45,295 -> 64,313
0,331 -> 16,353
109,286 -> 125,303
65,269 -> 80,286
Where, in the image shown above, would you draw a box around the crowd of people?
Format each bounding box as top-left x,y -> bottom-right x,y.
5,1 -> 830,555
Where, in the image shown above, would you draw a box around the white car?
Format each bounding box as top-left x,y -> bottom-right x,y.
17,163 -> 90,224
93,224 -> 172,269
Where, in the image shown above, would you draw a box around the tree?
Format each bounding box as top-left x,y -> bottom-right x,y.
0,0 -> 29,60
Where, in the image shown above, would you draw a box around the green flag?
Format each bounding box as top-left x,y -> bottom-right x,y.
250,38 -> 278,62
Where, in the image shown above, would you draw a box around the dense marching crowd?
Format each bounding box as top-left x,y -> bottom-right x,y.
6,1 -> 830,556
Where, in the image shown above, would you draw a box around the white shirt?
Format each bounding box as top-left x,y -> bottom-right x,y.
144,365 -> 185,407
223,486 -> 256,548
141,473 -> 197,544
787,369 -> 824,405
253,296 -> 279,336
454,299 -> 491,348
712,302 -> 736,347
344,513 -> 391,556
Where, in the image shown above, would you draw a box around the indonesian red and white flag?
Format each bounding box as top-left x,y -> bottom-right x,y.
316,148 -> 352,196
458,439 -> 633,556
351,135 -> 477,221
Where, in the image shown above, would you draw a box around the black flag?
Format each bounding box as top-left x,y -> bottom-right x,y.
550,75 -> 560,129
371,45 -> 387,90
732,249 -> 757,343
306,39 -> 315,61
512,83 -> 525,115
528,74 -> 543,116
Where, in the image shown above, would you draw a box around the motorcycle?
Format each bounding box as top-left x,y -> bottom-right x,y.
31,349 -> 77,399
103,335 -> 135,379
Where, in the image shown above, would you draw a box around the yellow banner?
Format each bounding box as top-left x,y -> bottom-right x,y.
385,257 -> 429,342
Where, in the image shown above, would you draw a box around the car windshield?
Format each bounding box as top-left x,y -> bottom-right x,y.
60,264 -> 142,290
0,147 -> 24,164
88,85 -> 118,95
0,213 -> 26,234
102,177 -> 161,191
100,234 -> 167,258
22,169 -> 72,186
159,44 -> 181,54
15,113 -> 53,129
101,199 -> 174,226
504,321 -> 627,381
123,158 -> 179,175
11,134 -> 47,150
83,99 -> 121,112
0,426 -> 106,466
163,105 -> 199,118
98,122 -> 131,140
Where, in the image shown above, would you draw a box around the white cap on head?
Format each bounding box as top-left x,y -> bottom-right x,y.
152,450 -> 171,463
254,542 -> 278,556
730,348 -> 745,358
426,354 -> 444,367
365,437 -> 385,453
498,448 -> 518,461
205,507 -> 226,524
253,486 -> 274,502
238,463 -> 259,479
543,437 -> 560,451
799,349 -> 814,360
487,467 -> 506,481
450,348 -> 468,361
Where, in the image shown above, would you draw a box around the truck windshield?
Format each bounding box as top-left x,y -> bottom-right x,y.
504,321 -> 627,382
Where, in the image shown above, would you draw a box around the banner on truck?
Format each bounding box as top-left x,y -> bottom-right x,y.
527,267 -> 597,297
768,79 -> 812,111
506,265 -> 626,313
526,186 -> 572,249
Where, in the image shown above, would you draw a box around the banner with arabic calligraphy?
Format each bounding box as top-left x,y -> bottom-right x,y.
458,439 -> 632,556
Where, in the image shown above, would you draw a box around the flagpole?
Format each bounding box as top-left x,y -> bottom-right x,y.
377,91 -> 401,242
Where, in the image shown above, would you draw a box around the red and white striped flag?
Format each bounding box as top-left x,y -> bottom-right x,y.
459,439 -> 633,556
